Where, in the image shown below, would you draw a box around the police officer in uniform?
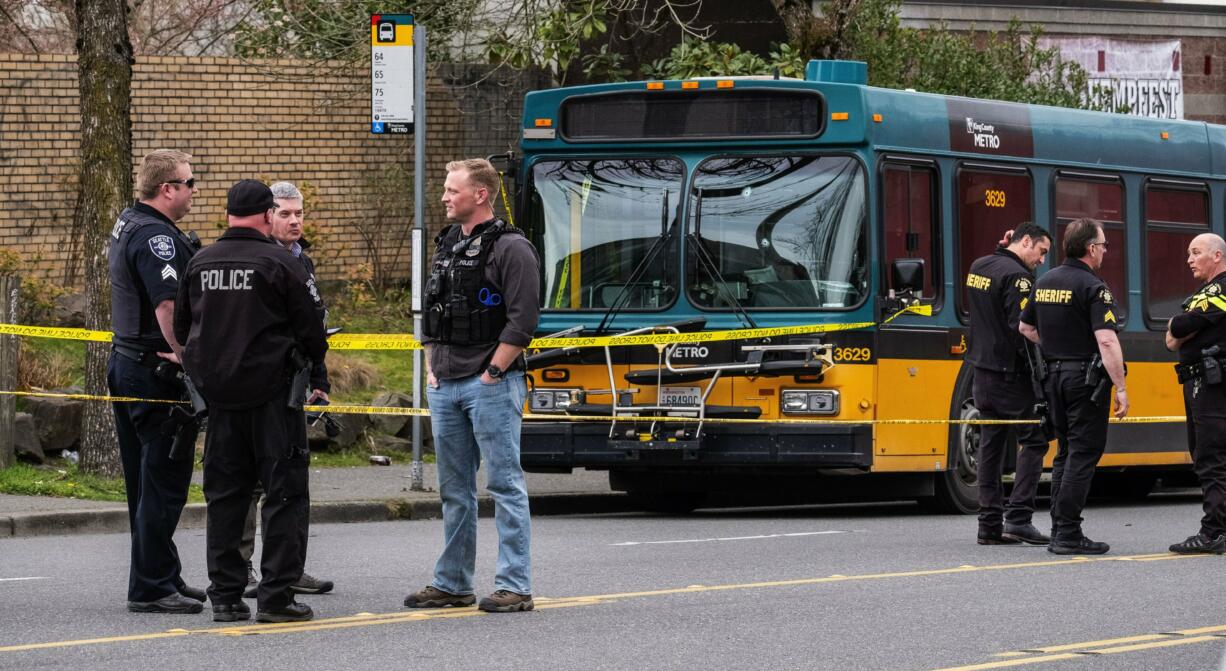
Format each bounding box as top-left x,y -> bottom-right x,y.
403,158 -> 541,614
238,181 -> 334,598
965,222 -> 1052,546
108,149 -> 205,614
173,180 -> 328,623
1020,218 -> 1128,555
1166,233 -> 1226,554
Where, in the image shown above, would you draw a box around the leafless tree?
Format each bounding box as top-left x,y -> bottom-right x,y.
72,0 -> 131,477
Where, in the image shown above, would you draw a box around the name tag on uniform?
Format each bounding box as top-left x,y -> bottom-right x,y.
201,268 -> 253,291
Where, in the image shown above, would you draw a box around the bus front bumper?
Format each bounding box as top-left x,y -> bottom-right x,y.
520,421 -> 873,471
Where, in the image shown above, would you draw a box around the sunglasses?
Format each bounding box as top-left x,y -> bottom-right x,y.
1091,241 -> 1109,249
164,178 -> 196,189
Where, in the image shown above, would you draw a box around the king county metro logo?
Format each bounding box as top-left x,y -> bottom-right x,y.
148,235 -> 176,261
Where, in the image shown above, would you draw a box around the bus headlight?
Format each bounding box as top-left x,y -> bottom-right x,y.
781,389 -> 840,415
529,389 -> 581,413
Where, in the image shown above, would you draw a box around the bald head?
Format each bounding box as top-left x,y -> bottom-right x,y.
1188,233 -> 1226,283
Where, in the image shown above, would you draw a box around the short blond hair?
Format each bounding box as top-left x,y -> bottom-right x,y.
446,158 -> 499,199
136,149 -> 192,200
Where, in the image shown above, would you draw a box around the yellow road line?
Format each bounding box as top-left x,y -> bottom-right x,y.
1008,633 -> 1170,654
931,653 -> 1084,671
1094,635 -> 1219,654
0,552 -> 1210,655
943,626 -> 1226,670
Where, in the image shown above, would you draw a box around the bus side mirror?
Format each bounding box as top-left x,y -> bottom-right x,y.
891,259 -> 924,294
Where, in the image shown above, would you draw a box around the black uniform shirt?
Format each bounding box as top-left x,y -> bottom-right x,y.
1019,258 -> 1119,360
1170,271 -> 1226,365
109,202 -> 194,351
173,227 -> 328,410
279,237 -> 329,392
966,248 -> 1034,373
424,221 -> 542,380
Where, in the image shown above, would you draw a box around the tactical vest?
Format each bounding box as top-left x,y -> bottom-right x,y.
107,206 -> 198,347
422,219 -> 521,346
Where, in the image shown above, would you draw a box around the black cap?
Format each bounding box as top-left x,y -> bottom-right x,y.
226,179 -> 274,216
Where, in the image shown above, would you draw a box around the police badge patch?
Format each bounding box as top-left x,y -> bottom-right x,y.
1015,277 -> 1032,293
148,235 -> 176,261
1099,288 -> 1114,305
1207,283 -> 1221,296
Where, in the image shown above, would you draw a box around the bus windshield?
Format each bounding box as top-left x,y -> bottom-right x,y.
526,158 -> 683,311
688,155 -> 868,310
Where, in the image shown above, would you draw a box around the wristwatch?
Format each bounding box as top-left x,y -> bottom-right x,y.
486,364 -> 506,379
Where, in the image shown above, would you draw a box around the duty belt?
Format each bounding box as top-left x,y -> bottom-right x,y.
1045,359 -> 1091,372
1175,358 -> 1226,384
112,343 -> 163,369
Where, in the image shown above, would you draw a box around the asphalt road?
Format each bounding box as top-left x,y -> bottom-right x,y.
1,493 -> 1224,671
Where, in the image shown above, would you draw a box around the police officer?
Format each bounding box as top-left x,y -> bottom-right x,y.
403,158 -> 541,614
1020,218 -> 1128,555
108,149 -> 205,614
966,222 -> 1052,546
238,181 -> 334,599
173,180 -> 328,623
1165,233 -> 1226,554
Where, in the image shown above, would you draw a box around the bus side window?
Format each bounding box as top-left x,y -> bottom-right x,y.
882,163 -> 938,299
956,167 -> 1033,315
1054,175 -> 1128,322
1144,183 -> 1208,322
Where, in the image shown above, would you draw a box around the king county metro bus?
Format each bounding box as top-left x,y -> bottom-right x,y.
495,59 -> 1225,513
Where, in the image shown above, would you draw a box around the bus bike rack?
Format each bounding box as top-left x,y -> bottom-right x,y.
598,325 -> 838,453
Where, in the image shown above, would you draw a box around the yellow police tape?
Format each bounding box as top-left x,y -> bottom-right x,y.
0,389 -> 1185,425
0,304 -> 930,352
0,324 -> 113,343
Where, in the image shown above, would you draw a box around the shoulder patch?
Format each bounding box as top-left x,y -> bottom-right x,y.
1098,288 -> 1114,305
1207,283 -> 1222,296
1014,277 -> 1032,293
148,235 -> 176,261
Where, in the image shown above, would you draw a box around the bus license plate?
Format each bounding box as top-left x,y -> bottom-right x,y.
659,386 -> 701,406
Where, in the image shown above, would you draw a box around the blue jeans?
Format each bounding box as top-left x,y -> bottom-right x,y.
426,371 -> 531,595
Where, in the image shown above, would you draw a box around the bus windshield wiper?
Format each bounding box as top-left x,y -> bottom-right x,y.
688,189 -> 758,330
595,189 -> 674,335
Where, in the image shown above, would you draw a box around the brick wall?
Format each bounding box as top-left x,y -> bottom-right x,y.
0,54 -> 543,286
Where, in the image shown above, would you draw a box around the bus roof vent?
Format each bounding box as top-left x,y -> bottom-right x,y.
805,60 -> 867,85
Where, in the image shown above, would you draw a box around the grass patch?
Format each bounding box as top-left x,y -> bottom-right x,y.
309,447 -> 434,469
0,460 -> 205,503
326,286 -> 416,405
18,337 -> 85,390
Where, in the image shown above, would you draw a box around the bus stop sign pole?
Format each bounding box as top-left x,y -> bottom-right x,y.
409,24 -> 427,491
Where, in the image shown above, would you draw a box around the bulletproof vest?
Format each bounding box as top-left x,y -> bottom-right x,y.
107,206 -> 198,345
422,220 -> 522,346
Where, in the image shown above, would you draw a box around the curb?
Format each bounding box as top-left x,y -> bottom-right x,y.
0,492 -> 635,538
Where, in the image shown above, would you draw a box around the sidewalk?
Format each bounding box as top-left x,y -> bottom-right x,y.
0,463 -> 629,538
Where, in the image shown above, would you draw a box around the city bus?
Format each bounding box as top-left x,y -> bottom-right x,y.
504,59 -> 1226,513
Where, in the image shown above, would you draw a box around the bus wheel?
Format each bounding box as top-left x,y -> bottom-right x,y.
921,398 -> 980,515
1091,472 -> 1158,501
628,490 -> 706,514
611,471 -> 707,514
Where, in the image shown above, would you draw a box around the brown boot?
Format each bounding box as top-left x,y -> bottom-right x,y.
478,590 -> 534,613
403,585 -> 476,608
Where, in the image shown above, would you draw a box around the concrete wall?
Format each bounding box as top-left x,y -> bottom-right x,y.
900,0 -> 1226,124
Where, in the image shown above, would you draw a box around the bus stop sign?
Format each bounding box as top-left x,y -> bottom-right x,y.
371,14 -> 414,134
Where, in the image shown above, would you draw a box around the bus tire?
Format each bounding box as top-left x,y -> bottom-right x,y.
628,490 -> 707,514
1090,472 -> 1157,501
611,470 -> 707,514
920,365 -> 979,514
